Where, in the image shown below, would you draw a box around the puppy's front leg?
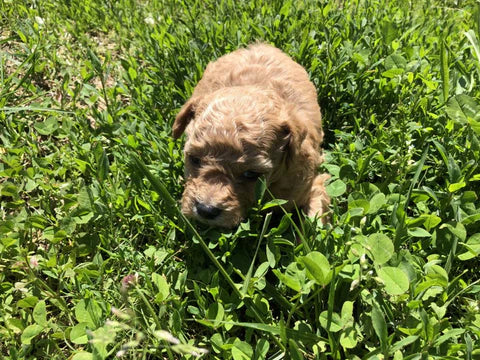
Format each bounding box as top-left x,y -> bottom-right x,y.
305,173 -> 330,223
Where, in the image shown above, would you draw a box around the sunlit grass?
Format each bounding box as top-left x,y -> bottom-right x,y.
1,0 -> 479,359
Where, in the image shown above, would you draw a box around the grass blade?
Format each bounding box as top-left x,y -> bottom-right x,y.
214,321 -> 328,344
395,146 -> 429,247
241,212 -> 272,296
465,30 -> 480,66
0,106 -> 74,114
404,146 -> 430,212
440,35 -> 449,103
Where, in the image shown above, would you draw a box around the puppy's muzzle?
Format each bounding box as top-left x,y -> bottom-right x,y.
195,201 -> 222,220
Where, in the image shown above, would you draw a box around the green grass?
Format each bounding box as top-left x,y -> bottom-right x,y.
1,0 -> 480,358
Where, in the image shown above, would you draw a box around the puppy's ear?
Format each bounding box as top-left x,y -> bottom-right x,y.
278,104 -> 301,157
281,106 -> 323,168
172,98 -> 197,139
279,123 -> 294,152
278,122 -> 302,166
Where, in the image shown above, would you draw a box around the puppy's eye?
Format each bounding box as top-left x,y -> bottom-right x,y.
242,170 -> 261,181
188,155 -> 201,167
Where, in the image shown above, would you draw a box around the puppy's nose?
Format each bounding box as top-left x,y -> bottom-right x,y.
195,201 -> 222,220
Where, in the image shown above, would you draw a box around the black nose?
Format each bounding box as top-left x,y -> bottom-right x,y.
195,202 -> 222,220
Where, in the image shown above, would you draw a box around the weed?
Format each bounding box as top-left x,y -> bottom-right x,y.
1,0 -> 479,359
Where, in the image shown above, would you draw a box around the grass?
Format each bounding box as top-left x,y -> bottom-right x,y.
1,0 -> 480,358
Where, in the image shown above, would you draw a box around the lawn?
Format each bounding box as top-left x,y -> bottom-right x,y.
1,0 -> 480,358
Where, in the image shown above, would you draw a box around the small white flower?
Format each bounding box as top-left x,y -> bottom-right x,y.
116,350 -> 126,357
350,279 -> 360,291
144,16 -> 155,25
30,255 -> 39,268
15,282 -> 28,293
35,16 -> 45,26
360,254 -> 368,267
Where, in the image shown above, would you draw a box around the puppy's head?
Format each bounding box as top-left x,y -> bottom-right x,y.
173,86 -> 293,228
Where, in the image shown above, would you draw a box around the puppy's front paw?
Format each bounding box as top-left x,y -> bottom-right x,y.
305,173 -> 331,222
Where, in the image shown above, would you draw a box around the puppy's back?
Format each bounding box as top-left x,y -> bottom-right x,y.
189,44 -> 323,152
192,44 -> 319,113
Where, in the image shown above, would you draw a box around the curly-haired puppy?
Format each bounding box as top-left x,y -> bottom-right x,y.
173,43 -> 329,228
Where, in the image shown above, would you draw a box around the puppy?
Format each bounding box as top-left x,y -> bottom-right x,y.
173,43 -> 329,228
